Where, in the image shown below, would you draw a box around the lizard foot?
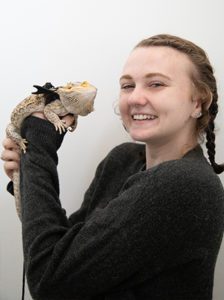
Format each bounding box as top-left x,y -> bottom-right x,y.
20,139 -> 28,153
54,120 -> 67,134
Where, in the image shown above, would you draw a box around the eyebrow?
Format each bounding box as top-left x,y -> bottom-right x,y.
119,72 -> 171,82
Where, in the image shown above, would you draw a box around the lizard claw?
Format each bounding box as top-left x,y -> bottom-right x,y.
20,139 -> 28,153
54,120 -> 66,134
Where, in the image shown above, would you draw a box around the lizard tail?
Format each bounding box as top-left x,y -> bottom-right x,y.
13,170 -> 22,220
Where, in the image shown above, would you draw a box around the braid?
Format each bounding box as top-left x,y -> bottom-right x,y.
205,98 -> 224,174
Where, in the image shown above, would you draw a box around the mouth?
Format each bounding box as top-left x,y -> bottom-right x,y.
132,114 -> 158,121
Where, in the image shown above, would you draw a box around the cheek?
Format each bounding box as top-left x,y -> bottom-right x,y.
163,103 -> 193,127
118,99 -> 131,128
118,97 -> 127,116
160,93 -> 193,117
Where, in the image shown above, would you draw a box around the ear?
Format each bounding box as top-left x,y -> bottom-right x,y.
194,84 -> 213,111
191,89 -> 213,118
191,97 -> 202,118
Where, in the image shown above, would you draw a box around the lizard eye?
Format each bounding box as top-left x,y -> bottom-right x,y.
81,81 -> 89,87
65,82 -> 74,89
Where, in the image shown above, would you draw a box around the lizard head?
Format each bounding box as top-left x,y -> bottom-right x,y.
56,81 -> 97,116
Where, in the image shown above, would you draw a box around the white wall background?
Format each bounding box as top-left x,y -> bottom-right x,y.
0,0 -> 223,299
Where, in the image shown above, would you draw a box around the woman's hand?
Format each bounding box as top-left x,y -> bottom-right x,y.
1,138 -> 20,180
1,113 -> 76,180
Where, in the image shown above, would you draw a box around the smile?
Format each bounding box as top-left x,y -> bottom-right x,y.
132,114 -> 158,120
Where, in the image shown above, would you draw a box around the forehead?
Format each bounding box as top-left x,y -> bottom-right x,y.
122,46 -> 195,79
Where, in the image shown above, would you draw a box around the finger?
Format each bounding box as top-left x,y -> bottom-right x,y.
2,138 -> 19,151
1,149 -> 20,162
3,161 -> 19,180
61,114 -> 76,128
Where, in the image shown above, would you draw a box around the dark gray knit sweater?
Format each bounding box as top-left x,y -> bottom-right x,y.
14,116 -> 224,299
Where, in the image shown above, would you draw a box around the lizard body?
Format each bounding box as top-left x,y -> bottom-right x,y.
6,81 -> 97,219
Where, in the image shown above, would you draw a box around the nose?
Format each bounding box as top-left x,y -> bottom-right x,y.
127,86 -> 148,106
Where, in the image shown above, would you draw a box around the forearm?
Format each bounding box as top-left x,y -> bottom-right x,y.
20,117 -> 69,251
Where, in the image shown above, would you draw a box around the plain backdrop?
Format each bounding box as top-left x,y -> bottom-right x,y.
0,0 -> 223,299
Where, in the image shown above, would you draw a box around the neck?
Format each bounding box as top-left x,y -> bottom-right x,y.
145,138 -> 198,169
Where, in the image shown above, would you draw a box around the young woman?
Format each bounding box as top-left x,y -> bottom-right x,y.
2,34 -> 224,300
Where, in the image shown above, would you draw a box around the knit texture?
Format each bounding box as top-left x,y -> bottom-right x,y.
16,116 -> 224,300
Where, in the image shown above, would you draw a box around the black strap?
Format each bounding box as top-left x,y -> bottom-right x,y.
22,261 -> 25,300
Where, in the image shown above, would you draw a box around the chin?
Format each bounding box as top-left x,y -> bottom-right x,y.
128,129 -> 155,143
129,134 -> 152,143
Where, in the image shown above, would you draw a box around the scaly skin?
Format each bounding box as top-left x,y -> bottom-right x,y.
6,81 -> 97,219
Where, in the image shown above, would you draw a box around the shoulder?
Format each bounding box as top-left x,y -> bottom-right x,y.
153,146 -> 221,185
140,147 -> 224,208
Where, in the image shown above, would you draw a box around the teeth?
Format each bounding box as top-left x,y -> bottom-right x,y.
133,114 -> 157,120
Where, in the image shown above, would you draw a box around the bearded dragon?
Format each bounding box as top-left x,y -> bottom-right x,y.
6,81 -> 97,219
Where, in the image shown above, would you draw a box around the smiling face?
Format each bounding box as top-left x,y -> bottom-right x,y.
119,46 -> 202,147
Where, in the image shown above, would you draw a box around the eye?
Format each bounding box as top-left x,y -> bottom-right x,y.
149,81 -> 165,88
120,83 -> 135,90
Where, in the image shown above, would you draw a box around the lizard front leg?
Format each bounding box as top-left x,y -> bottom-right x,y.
44,100 -> 68,134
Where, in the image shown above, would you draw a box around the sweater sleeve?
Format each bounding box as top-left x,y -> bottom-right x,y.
20,117 -> 224,300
